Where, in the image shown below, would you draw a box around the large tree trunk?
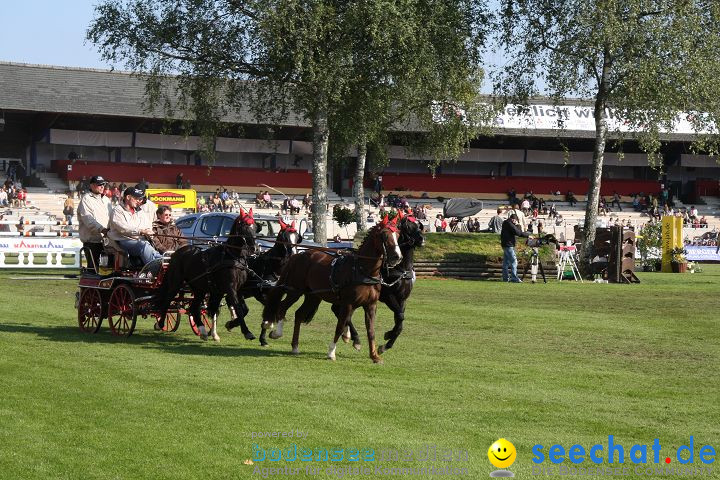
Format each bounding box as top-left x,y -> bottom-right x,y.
311,109 -> 329,246
580,49 -> 611,277
353,142 -> 367,233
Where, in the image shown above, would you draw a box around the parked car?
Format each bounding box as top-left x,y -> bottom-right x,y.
175,212 -> 351,251
175,212 -> 311,250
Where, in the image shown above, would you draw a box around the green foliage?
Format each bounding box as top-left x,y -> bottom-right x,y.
332,204 -> 357,227
669,247 -> 688,264
636,221 -> 662,263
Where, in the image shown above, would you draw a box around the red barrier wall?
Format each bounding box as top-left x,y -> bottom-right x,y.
53,159 -> 661,196
374,172 -> 660,196
52,160 -> 312,190
696,179 -> 720,197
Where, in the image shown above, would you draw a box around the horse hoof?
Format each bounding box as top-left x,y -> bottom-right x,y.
327,355 -> 336,361
383,331 -> 393,341
244,332 -> 256,341
291,347 -> 299,355
372,357 -> 384,364
212,335 -> 221,342
225,321 -> 234,332
341,335 -> 350,344
378,345 -> 386,355
353,343 -> 362,351
200,333 -> 208,341
153,322 -> 164,332
260,341 -> 268,347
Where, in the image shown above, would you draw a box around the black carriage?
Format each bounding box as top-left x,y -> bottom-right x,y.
75,240 -> 210,337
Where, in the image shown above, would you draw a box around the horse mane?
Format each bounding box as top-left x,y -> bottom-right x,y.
357,223 -> 386,253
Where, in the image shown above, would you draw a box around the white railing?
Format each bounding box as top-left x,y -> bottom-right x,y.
0,237 -> 83,269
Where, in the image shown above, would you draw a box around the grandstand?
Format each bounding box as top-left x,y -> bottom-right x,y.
0,61 -> 718,243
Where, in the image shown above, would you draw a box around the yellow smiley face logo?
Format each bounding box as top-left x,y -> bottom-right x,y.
488,438 -> 517,469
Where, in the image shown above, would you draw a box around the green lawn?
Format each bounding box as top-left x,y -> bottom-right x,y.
0,267 -> 718,479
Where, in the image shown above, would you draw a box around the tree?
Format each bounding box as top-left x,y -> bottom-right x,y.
493,0 -> 720,275
89,0 -> 492,245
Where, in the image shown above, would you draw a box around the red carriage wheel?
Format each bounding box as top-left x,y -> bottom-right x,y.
153,312 -> 181,332
189,310 -> 213,336
77,288 -> 103,333
107,284 -> 137,337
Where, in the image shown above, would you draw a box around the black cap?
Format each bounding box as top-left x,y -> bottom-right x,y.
90,175 -> 106,185
123,187 -> 145,199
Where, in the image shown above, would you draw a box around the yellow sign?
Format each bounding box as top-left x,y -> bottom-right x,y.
146,189 -> 197,211
661,216 -> 683,272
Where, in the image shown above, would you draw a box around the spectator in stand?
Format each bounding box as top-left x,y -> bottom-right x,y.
290,197 -> 301,215
566,191 -> 577,207
183,178 -> 192,189
104,183 -> 113,202
507,188 -> 517,204
255,190 -> 265,207
689,206 -> 699,220
151,205 -> 188,253
212,194 -> 222,212
521,197 -> 531,216
262,191 -> 274,208
508,202 -> 527,232
555,214 -> 564,226
611,191 -> 622,211
487,208 -> 505,234
302,193 -> 312,211
547,203 -> 558,219
109,187 -> 162,265
434,214 -> 446,232
598,197 -> 608,216
76,176 -> 88,197
112,184 -> 121,204
699,216 -> 708,227
537,221 -> 546,235
63,195 -> 75,224
138,177 -> 149,191
17,188 -> 27,208
176,172 -> 184,189
78,175 -> 112,272
632,194 -> 641,211
0,186 -> 7,207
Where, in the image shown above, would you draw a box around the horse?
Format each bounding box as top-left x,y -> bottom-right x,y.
223,219 -> 301,346
340,211 -> 425,354
261,216 -> 402,363
268,212 -> 425,355
153,208 -> 257,342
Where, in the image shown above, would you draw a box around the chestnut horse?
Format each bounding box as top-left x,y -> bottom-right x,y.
261,217 -> 402,363
340,211 -> 425,354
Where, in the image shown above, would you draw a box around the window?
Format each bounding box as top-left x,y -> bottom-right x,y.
175,217 -> 195,229
220,216 -> 236,236
255,219 -> 280,237
200,215 -> 224,236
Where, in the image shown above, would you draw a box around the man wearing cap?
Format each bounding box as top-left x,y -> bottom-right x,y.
108,187 -> 162,265
77,175 -> 112,272
501,213 -> 532,283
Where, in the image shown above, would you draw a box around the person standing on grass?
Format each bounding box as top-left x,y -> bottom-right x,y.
501,213 -> 532,283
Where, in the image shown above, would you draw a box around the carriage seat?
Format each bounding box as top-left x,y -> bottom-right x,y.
103,237 -> 144,271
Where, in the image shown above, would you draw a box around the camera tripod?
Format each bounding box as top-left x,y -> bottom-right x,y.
521,247 -> 547,283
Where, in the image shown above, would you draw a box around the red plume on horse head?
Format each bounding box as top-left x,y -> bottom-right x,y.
238,207 -> 255,225
279,218 -> 297,232
380,214 -> 399,233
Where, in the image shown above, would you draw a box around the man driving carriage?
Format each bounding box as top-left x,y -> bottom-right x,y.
108,187 -> 162,265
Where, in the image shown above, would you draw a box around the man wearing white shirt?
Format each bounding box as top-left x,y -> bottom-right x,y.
109,187 -> 162,265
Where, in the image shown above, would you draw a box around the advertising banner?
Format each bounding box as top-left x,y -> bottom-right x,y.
661,216 -> 683,272
146,189 -> 197,211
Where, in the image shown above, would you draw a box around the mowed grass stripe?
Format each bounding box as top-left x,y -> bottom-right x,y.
0,268 -> 718,479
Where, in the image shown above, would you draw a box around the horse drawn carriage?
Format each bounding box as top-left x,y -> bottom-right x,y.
75,239 -> 211,338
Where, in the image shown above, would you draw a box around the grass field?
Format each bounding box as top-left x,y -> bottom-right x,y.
1,267 -> 719,479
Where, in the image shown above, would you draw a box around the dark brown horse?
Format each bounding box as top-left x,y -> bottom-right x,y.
153,208 -> 257,341
261,216 -> 402,363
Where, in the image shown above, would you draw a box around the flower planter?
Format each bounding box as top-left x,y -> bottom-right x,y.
671,262 -> 688,273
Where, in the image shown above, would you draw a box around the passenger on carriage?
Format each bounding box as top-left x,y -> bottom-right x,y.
151,205 -> 188,254
108,187 -> 162,266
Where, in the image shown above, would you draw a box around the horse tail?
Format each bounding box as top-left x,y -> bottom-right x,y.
152,249 -> 186,313
262,284 -> 286,324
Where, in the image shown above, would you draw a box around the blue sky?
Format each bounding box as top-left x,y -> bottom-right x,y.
0,1 -> 107,69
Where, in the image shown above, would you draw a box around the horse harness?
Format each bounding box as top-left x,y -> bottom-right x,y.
329,254 -> 382,294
